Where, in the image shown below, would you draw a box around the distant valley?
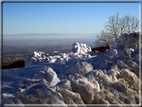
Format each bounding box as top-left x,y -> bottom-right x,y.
2,45 -> 72,66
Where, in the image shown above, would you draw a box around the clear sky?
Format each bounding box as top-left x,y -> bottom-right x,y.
3,2 -> 139,35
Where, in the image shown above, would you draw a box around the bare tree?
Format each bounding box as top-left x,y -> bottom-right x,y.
119,16 -> 127,35
94,30 -> 114,47
105,13 -> 120,38
124,15 -> 139,33
94,13 -> 139,47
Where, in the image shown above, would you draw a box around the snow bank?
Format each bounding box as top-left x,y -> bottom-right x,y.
112,32 -> 141,48
25,42 -> 92,66
61,61 -> 93,75
3,32 -> 141,106
34,66 -> 60,86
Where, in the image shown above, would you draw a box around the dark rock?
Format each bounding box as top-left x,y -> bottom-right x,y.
2,60 -> 25,69
91,46 -> 110,52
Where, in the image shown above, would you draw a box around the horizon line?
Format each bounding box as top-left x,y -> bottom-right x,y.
3,33 -> 99,36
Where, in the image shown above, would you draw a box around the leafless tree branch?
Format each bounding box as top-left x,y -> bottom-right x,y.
94,13 -> 139,47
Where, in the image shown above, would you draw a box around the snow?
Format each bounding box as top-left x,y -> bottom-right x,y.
34,66 -> 60,86
61,61 -> 93,75
2,32 -> 142,106
111,32 -> 140,48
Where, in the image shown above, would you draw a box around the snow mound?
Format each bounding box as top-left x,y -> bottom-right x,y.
69,74 -> 100,103
3,32 -> 141,106
25,42 -> 92,66
61,61 -> 93,75
72,42 -> 92,53
112,32 -> 141,48
17,84 -> 66,105
34,66 -> 60,86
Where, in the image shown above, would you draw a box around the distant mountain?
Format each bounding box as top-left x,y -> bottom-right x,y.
3,33 -> 99,36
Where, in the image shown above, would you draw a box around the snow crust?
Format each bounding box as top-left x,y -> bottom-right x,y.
2,32 -> 142,106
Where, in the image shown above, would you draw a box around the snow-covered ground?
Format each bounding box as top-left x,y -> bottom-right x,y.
2,32 -> 142,106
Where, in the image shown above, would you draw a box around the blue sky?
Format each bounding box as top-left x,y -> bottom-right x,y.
3,2 -> 139,35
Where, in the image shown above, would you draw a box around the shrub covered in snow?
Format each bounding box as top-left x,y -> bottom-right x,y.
111,32 -> 140,48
